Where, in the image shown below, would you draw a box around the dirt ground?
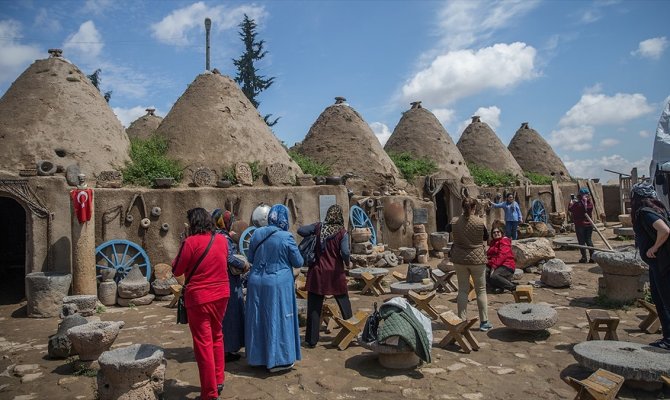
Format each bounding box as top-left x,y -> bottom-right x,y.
1,230 -> 668,400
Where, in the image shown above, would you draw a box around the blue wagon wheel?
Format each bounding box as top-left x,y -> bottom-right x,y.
95,239 -> 151,283
239,226 -> 257,258
349,205 -> 377,245
528,199 -> 548,223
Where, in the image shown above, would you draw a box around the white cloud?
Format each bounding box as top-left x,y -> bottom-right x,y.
34,9 -> 61,32
436,0 -> 540,50
432,108 -> 456,126
639,130 -> 651,138
632,36 -> 668,60
370,122 -> 392,146
402,43 -> 538,106
0,19 -> 42,84
454,106 -> 501,140
549,125 -> 594,152
559,93 -> 654,126
82,0 -> 115,15
600,138 -> 619,148
151,2 -> 266,46
564,154 -> 652,181
113,105 -> 163,128
63,20 -> 103,61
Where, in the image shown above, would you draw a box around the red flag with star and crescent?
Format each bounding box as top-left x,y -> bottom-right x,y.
70,189 -> 93,223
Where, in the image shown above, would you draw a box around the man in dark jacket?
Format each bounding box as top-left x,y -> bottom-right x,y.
569,188 -> 594,263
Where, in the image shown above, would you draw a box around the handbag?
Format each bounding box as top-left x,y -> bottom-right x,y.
299,234 -> 318,268
176,233 -> 216,324
361,302 -> 381,343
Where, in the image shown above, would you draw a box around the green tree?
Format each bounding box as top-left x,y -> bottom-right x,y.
232,14 -> 279,126
86,69 -> 112,103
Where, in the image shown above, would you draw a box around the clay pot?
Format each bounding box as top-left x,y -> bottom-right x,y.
384,202 -> 405,231
351,228 -> 372,243
326,176 -> 341,185
216,179 -> 232,188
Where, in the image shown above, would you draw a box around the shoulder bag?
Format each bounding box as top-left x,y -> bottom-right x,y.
176,233 -> 216,324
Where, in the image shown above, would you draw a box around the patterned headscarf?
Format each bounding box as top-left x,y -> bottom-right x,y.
320,204 -> 344,244
631,182 -> 657,199
268,204 -> 290,231
211,208 -> 233,232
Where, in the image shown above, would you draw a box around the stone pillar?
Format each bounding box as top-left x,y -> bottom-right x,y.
71,178 -> 96,296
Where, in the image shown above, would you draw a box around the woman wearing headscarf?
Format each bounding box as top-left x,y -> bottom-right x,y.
449,197 -> 492,332
173,208 -> 230,400
245,204 -> 304,372
631,183 -> 670,350
298,204 -> 353,348
568,188 -> 595,263
212,209 -> 248,362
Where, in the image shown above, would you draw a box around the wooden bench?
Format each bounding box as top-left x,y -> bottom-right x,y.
331,311 -> 368,350
168,284 -> 182,308
566,368 -> 624,400
405,290 -> 440,320
585,309 -> 619,341
431,269 -> 457,292
438,311 -> 480,354
637,299 -> 661,334
360,272 -> 385,296
513,285 -> 533,303
319,302 -> 340,333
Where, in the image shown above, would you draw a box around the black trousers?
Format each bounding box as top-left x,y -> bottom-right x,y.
575,225 -> 594,259
305,292 -> 353,346
486,266 -> 516,291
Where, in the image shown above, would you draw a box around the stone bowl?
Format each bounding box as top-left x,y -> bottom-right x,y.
429,232 -> 449,250
497,303 -> 557,331
25,272 -> 72,318
98,344 -> 164,376
153,177 -> 174,188
67,321 -> 125,361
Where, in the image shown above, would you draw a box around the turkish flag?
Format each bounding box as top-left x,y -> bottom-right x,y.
71,189 -> 93,223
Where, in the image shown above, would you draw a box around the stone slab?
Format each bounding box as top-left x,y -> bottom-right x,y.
573,341 -> 670,382
390,281 -> 434,295
348,268 -> 389,279
497,303 -> 558,331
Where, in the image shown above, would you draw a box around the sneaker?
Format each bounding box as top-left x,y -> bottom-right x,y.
479,321 -> 493,332
649,339 -> 670,350
578,258 -> 587,263
268,363 -> 294,373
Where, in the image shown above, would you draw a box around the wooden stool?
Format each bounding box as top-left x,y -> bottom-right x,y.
443,270 -> 457,292
168,284 -> 182,308
405,290 -> 440,320
662,375 -> 670,386
585,309 -> 619,341
467,276 -> 477,301
637,299 -> 661,334
331,311 -> 368,350
295,275 -> 308,299
360,272 -> 385,296
392,271 -> 406,281
320,303 -> 340,333
438,311 -> 480,354
566,368 -> 624,400
431,269 -> 450,292
513,285 -> 533,303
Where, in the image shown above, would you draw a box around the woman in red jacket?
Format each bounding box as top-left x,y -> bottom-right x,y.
486,228 -> 517,293
173,208 -> 230,400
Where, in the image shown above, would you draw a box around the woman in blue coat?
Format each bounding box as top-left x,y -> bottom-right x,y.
245,204 -> 304,372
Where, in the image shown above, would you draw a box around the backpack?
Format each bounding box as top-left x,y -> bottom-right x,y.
298,234 -> 318,268
361,302 -> 381,343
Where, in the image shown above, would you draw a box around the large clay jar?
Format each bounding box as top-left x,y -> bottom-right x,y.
384,202 -> 405,231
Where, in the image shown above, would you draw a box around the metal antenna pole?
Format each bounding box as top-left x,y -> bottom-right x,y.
205,18 -> 211,71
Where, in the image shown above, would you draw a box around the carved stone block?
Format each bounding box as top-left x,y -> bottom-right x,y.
266,163 -> 295,186
96,170 -> 123,188
235,162 -> 253,186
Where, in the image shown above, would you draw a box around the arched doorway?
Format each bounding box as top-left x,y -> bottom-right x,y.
0,197 -> 26,304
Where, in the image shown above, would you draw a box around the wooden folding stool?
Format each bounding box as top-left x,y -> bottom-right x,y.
513,285 -> 533,303
168,284 -> 182,308
566,368 -> 624,400
438,311 -> 480,354
360,272 -> 385,296
406,290 -> 440,320
637,299 -> 661,334
392,271 -> 406,281
320,302 -> 340,333
331,311 -> 368,350
585,310 -> 619,341
467,276 -> 477,301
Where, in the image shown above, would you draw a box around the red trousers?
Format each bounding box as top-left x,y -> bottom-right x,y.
188,297 -> 229,399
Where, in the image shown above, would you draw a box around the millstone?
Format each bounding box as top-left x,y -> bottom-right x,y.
390,281 -> 434,295
497,303 -> 558,331
573,341 -> 670,382
348,268 -> 389,279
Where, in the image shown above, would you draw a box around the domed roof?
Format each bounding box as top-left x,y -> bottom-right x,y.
0,50 -> 130,176
457,116 -> 524,176
508,122 -> 570,180
385,101 -> 471,181
154,72 -> 301,177
298,97 -> 401,188
126,108 -> 163,140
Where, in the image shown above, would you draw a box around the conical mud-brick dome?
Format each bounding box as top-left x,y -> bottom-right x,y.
457,116 -> 524,176
298,97 -> 401,188
0,49 -> 130,176
508,122 -> 570,180
155,72 -> 301,177
385,101 -> 471,182
126,108 -> 162,140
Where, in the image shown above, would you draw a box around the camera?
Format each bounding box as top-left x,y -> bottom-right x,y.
570,194 -> 575,200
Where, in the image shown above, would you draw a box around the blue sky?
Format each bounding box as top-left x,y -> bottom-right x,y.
1,0 -> 668,182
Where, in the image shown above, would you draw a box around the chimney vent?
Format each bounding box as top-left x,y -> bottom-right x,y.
335,97 -> 346,104
146,108 -> 155,116
521,122 -> 529,129
410,101 -> 422,109
48,48 -> 63,58
471,116 -> 481,123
